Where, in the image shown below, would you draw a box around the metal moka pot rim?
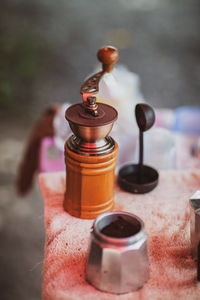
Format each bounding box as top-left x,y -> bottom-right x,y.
93,211 -> 146,247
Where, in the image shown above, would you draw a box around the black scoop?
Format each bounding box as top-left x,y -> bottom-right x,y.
118,103 -> 159,194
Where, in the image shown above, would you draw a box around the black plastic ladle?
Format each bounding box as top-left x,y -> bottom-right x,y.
135,104 -> 155,182
118,103 -> 159,194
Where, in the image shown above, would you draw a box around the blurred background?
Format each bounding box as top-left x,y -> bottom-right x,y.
0,0 -> 200,299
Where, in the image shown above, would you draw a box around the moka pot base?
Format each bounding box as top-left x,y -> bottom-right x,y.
64,141 -> 118,219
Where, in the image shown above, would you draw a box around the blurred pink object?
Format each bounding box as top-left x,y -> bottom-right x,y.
155,108 -> 175,129
39,137 -> 65,173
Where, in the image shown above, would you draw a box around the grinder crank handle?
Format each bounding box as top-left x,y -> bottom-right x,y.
80,46 -> 119,102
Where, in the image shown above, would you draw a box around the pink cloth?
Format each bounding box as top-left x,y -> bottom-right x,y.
39,170 -> 200,300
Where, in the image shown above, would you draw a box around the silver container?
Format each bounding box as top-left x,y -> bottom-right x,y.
86,211 -> 149,294
189,190 -> 200,259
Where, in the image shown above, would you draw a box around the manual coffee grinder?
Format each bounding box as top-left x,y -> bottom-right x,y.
64,46 -> 119,219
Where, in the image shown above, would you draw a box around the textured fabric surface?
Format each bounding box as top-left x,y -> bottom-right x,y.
39,170 -> 200,300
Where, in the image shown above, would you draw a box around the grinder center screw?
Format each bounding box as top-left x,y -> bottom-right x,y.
86,96 -> 98,117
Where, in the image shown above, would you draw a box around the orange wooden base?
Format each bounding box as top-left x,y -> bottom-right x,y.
64,141 -> 118,219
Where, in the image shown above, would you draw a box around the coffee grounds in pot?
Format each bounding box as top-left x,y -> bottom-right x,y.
101,216 -> 140,238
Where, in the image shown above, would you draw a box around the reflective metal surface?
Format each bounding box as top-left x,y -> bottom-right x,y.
67,135 -> 115,156
190,190 -> 200,260
68,121 -> 114,142
86,211 -> 149,294
85,96 -> 99,117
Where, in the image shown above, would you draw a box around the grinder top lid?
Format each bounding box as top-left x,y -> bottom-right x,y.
65,96 -> 118,127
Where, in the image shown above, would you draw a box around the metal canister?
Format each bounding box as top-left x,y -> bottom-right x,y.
86,211 -> 149,294
189,190 -> 200,259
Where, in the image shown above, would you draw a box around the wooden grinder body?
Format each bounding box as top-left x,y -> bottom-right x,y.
64,141 -> 118,219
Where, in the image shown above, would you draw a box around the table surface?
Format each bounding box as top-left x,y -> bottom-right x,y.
39,170 -> 200,300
